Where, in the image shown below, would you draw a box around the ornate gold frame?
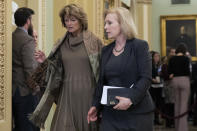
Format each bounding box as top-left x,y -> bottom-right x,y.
0,0 -> 12,130
160,15 -> 197,61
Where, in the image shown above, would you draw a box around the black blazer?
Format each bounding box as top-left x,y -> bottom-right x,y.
92,38 -> 155,113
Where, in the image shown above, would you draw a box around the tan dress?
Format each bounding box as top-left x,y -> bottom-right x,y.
50,33 -> 98,131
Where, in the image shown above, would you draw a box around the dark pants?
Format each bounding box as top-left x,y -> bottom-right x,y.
100,106 -> 154,131
164,103 -> 174,127
12,88 -> 39,131
189,82 -> 197,125
194,99 -> 197,125
149,87 -> 164,124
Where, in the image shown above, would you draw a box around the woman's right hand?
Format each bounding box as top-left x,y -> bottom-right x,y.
169,74 -> 174,79
87,106 -> 97,124
34,50 -> 46,63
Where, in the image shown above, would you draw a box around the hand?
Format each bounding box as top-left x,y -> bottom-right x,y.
113,96 -> 132,110
87,106 -> 97,124
152,78 -> 160,83
152,79 -> 157,83
34,50 -> 46,63
169,74 -> 174,79
32,85 -> 40,96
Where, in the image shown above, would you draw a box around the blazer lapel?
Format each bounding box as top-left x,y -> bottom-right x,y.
120,39 -> 134,75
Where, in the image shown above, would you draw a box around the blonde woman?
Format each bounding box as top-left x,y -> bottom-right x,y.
88,7 -> 154,131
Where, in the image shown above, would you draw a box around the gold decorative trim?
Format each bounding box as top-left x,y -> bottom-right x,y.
137,0 -> 152,4
0,0 -> 6,121
94,0 -> 104,41
41,0 -> 46,51
114,0 -> 121,7
130,0 -> 137,23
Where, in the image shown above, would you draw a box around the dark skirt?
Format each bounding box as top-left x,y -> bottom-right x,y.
100,106 -> 154,131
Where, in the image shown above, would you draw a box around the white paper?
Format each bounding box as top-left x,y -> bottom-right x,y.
100,86 -> 123,105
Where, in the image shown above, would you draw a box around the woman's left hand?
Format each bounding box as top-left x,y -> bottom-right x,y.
113,96 -> 132,110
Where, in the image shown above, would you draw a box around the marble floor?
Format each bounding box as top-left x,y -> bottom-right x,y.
154,122 -> 197,131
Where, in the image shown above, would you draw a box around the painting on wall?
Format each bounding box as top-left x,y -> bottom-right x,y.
160,15 -> 197,61
171,0 -> 190,4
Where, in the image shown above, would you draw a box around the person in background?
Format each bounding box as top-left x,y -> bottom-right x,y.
32,30 -> 46,64
149,51 -> 164,125
191,61 -> 197,126
185,51 -> 197,125
28,28 -> 46,65
12,7 -> 42,131
30,4 -> 103,131
168,43 -> 190,131
161,56 -> 174,128
163,47 -> 176,127
168,48 -> 176,58
87,7 -> 154,131
32,30 -> 38,45
28,27 -> 46,97
185,51 -> 192,75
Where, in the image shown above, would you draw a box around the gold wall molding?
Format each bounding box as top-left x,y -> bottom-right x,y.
136,1 -> 152,48
0,0 -> 12,130
41,0 -> 46,51
27,0 -> 46,52
0,0 -> 6,121
130,0 -> 137,23
93,0 -> 104,40
137,0 -> 152,4
114,0 -> 121,7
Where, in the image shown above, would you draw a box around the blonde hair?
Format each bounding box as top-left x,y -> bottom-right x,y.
104,7 -> 137,39
59,4 -> 88,30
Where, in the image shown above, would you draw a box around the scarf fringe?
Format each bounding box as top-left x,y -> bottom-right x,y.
29,89 -> 54,128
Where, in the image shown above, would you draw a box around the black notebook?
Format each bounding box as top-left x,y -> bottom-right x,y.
107,88 -> 130,106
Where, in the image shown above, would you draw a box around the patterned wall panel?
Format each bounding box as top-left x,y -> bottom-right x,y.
0,0 -> 6,121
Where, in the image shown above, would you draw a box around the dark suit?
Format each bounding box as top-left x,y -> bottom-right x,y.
93,38 -> 154,131
12,27 -> 39,131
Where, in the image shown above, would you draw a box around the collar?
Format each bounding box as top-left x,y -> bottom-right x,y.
18,27 -> 28,34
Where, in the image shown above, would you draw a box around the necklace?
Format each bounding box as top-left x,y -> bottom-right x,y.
113,45 -> 125,52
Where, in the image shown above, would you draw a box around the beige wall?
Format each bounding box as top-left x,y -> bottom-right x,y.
14,0 -> 27,7
45,0 -> 54,55
136,1 -> 152,49
53,0 -> 67,42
